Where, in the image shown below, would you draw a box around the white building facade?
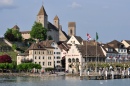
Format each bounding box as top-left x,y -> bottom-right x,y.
65,43 -> 85,73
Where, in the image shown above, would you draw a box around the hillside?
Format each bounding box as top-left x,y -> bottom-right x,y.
0,38 -> 17,61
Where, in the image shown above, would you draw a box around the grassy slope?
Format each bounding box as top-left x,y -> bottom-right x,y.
0,51 -> 17,61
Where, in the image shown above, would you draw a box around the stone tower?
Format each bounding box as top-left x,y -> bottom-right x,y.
12,25 -> 20,31
37,5 -> 48,29
53,15 -> 59,29
68,22 -> 76,36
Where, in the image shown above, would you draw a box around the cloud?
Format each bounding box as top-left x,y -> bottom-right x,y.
0,0 -> 16,10
70,2 -> 81,8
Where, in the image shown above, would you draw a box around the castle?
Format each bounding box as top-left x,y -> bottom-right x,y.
12,5 -> 77,42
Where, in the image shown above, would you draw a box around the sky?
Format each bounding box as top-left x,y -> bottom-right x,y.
0,0 -> 130,43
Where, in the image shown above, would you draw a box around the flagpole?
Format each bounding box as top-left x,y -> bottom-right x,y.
95,40 -> 97,75
86,33 -> 91,75
86,40 -> 87,62
95,32 -> 98,75
86,33 -> 88,75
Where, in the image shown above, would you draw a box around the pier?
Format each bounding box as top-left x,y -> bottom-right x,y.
80,74 -> 130,80
80,71 -> 130,80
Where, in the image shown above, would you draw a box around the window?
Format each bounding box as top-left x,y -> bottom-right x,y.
43,52 -> 44,54
57,61 -> 60,63
57,52 -> 60,54
54,52 -> 55,54
57,56 -> 60,59
72,58 -> 75,62
48,62 -> 51,66
124,50 -> 126,52
35,56 -> 36,59
43,56 -> 44,59
121,49 -> 123,52
48,51 -> 49,54
68,58 -> 71,63
56,48 -> 58,49
39,52 -> 40,54
39,62 -> 41,65
108,49 -> 113,52
48,57 -> 51,60
43,62 -> 44,66
35,52 -> 36,54
39,56 -> 40,59
76,58 -> 79,62
73,41 -> 75,44
70,29 -> 72,35
35,62 -> 37,64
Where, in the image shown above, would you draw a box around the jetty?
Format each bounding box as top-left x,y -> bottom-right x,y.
80,71 -> 130,80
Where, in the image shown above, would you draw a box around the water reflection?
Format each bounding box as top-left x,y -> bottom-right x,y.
0,76 -> 130,86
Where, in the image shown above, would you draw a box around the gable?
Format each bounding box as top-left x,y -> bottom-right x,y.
67,36 -> 80,45
122,40 -> 130,48
67,44 -> 82,57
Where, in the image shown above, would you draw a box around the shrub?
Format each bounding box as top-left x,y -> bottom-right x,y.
45,67 -> 54,72
0,55 -> 12,63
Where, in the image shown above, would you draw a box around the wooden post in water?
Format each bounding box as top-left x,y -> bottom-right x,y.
105,70 -> 107,80
111,71 -> 114,79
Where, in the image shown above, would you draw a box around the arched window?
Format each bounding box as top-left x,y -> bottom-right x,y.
76,58 -> 79,62
70,29 -> 73,35
68,58 -> 71,63
72,58 -> 75,62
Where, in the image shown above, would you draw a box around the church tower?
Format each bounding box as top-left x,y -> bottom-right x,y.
37,5 -> 48,29
68,22 -> 76,36
53,15 -> 60,29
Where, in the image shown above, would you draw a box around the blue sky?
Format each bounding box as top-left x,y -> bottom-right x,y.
0,0 -> 130,43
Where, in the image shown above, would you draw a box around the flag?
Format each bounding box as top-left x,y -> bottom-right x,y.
87,33 -> 91,41
96,32 -> 99,41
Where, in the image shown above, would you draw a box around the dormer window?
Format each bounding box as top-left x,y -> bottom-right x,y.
108,48 -> 113,52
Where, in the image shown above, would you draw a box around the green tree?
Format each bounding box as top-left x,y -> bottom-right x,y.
12,44 -> 17,50
4,28 -> 22,41
17,63 -> 41,72
12,29 -> 22,41
30,22 -> 47,40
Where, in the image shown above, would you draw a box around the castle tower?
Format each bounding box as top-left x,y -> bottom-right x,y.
68,22 -> 76,36
37,5 -> 48,29
53,15 -> 59,29
12,25 -> 20,31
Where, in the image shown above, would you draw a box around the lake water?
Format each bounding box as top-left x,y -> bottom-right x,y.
0,76 -> 130,86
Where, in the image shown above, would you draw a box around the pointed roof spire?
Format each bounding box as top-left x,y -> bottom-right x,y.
37,5 -> 47,16
54,15 -> 59,20
12,25 -> 20,31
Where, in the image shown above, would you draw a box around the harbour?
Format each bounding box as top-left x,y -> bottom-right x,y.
0,76 -> 130,86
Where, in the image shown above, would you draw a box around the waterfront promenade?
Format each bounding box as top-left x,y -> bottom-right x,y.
0,72 -> 66,77
0,70 -> 130,80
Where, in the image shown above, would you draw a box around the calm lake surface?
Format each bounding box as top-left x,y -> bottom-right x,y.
0,76 -> 130,86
